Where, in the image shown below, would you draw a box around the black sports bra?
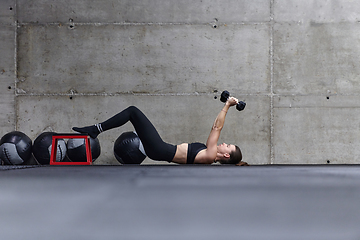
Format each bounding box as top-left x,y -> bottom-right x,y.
186,142 -> 207,164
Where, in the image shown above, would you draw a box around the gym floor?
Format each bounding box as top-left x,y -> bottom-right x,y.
1,165 -> 360,240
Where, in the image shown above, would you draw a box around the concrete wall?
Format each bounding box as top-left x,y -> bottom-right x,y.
1,0 -> 360,165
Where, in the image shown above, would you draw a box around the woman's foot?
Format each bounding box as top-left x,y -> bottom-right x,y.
72,125 -> 100,139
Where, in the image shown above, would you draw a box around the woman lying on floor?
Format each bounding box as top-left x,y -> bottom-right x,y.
73,97 -> 248,166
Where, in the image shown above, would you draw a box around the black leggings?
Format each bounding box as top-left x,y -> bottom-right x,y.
101,106 -> 176,162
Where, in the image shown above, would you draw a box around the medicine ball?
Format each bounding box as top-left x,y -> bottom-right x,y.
0,131 -> 32,165
67,137 -> 101,162
114,131 -> 146,164
33,132 -> 67,164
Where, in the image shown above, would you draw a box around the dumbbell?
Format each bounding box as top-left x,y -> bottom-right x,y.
220,90 -> 246,111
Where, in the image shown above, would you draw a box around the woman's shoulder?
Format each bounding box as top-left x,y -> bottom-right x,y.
193,143 -> 216,164
194,149 -> 214,164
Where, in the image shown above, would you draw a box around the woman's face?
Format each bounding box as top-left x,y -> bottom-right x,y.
217,143 -> 236,155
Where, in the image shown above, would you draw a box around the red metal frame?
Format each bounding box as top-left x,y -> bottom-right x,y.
50,134 -> 92,165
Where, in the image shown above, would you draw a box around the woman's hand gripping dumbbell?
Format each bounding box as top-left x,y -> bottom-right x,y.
220,90 -> 246,111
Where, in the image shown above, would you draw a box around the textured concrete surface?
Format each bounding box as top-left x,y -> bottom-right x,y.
0,0 -> 15,134
1,165 -> 360,240
17,0 -> 270,23
273,22 -> 360,95
16,24 -> 270,95
0,24 -> 15,132
1,0 -> 360,164
274,95 -> 360,164
274,0 -> 360,23
0,0 -> 14,24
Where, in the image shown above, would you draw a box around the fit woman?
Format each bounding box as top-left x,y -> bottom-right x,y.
72,97 -> 246,165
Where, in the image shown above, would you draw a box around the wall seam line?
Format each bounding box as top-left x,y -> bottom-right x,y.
14,0 -> 18,131
270,0 -> 275,164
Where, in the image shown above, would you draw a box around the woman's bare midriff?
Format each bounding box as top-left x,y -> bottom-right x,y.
172,143 -> 188,164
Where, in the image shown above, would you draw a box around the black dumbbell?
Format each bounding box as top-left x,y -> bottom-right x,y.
220,90 -> 246,111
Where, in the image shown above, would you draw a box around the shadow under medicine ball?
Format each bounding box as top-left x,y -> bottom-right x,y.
0,131 -> 32,165
67,137 -> 101,162
114,131 -> 146,164
33,132 -> 67,164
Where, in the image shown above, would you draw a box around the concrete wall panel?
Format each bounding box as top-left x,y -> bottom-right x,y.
17,0 -> 270,23
0,0 -> 15,24
17,24 -> 270,95
0,1 -> 15,136
16,94 -> 269,164
273,22 -> 360,95
274,95 -> 360,164
274,0 -> 360,23
0,24 -> 15,134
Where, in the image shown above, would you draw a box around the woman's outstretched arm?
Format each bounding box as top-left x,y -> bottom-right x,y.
195,97 -> 238,163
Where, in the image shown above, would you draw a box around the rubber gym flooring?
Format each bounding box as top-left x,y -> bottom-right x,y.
1,165 -> 360,240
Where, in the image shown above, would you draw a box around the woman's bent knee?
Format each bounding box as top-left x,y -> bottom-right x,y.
127,106 -> 139,112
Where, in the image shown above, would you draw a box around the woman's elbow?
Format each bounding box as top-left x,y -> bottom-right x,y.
212,125 -> 222,131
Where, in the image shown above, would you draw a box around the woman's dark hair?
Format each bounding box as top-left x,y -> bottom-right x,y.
219,145 -> 243,164
229,145 -> 242,164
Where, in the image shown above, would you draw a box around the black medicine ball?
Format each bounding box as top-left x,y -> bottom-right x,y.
67,137 -> 101,162
33,132 -> 67,164
0,131 -> 32,165
114,131 -> 146,164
